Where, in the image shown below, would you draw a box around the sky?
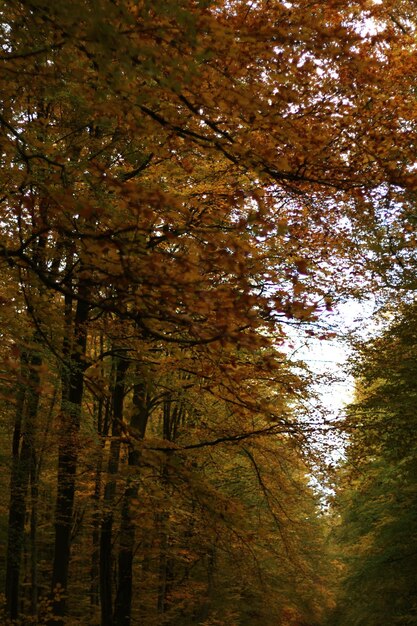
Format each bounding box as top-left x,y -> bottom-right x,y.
292,298 -> 377,464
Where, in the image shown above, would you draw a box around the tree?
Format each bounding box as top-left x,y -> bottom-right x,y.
329,300 -> 417,626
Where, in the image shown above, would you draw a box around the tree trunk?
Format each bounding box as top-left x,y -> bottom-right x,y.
156,398 -> 183,620
90,395 -> 106,611
91,333 -> 109,612
113,375 -> 150,626
29,467 -> 39,616
157,519 -> 172,617
100,355 -> 129,626
5,347 -> 41,620
50,289 -> 89,625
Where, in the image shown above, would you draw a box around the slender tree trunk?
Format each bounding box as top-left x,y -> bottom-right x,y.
29,467 -> 39,616
5,379 -> 27,621
156,474 -> 174,620
91,334 -> 109,611
157,518 -> 172,617
90,396 -> 106,611
50,289 -> 89,625
113,376 -> 150,626
5,347 -> 41,620
100,355 -> 129,626
113,490 -> 135,626
156,398 -> 182,619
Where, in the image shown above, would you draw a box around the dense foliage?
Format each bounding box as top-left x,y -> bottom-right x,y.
1,1 -> 417,625
330,302 -> 417,626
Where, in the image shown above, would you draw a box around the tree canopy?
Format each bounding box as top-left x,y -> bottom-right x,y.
2,1 -> 417,625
